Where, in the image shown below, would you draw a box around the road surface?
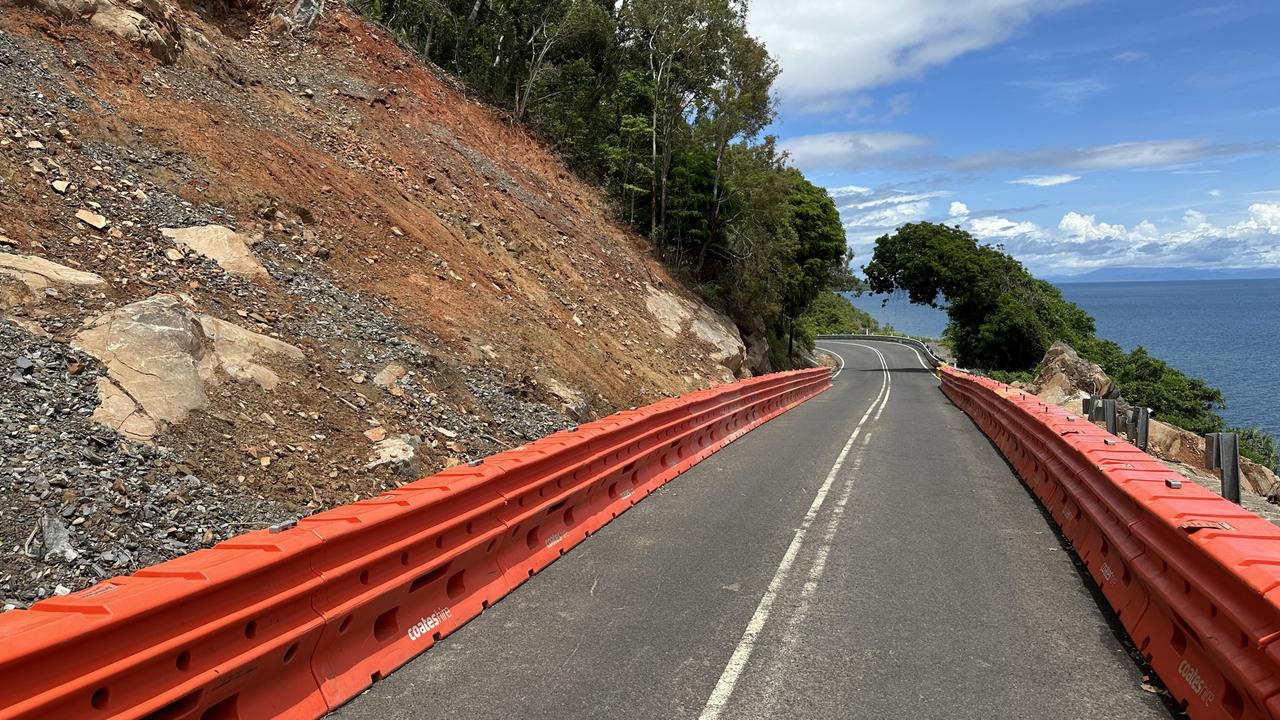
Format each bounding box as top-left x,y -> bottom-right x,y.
334,339 -> 1171,720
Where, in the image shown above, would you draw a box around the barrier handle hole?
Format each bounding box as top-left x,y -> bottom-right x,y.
91,687 -> 109,711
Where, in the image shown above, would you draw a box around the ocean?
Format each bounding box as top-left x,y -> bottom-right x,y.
847,279 -> 1280,439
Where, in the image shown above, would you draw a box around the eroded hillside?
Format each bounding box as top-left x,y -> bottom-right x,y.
0,0 -> 750,608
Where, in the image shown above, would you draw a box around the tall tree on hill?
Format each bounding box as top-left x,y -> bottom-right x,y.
781,171 -> 853,357
694,25 -> 778,278
619,0 -> 735,250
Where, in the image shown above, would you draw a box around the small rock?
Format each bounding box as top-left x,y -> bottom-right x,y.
40,515 -> 78,563
372,362 -> 407,389
363,426 -> 387,442
74,209 -> 108,230
434,426 -> 458,439
51,180 -> 70,194
26,140 -> 43,150
365,435 -> 421,474
164,248 -> 183,262
15,356 -> 34,374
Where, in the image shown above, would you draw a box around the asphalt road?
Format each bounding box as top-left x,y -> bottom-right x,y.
333,340 -> 1172,720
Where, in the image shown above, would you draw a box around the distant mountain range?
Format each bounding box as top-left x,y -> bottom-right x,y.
1049,266 -> 1280,284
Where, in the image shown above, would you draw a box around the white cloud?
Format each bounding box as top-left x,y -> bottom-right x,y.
1009,174 -> 1081,187
843,201 -> 931,228
1209,188 -> 1222,197
747,0 -> 1079,103
1238,202 -> 1280,233
844,191 -> 949,210
781,131 -> 928,170
949,201 -> 970,217
1113,50 -> 1149,62
940,201 -> 1280,272
827,185 -> 872,198
1012,78 -> 1107,105
969,215 -> 1044,240
953,139 -> 1273,172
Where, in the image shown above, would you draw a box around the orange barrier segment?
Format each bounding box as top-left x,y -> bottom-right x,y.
941,366 -> 1280,720
0,367 -> 830,720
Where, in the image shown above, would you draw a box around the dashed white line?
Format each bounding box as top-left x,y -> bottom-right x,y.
697,343 -> 890,720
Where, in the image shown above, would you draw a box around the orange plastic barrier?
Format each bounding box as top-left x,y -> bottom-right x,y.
0,367 -> 829,720
941,366 -> 1280,720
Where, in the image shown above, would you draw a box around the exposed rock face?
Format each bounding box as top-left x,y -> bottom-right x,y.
22,0 -> 181,62
0,252 -> 105,295
644,284 -> 746,380
73,294 -> 303,440
1027,341 -> 1115,405
161,225 -> 269,280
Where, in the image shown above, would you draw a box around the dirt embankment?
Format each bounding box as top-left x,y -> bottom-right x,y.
0,0 -> 748,608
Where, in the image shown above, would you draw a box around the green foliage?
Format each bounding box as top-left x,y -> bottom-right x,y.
799,292 -> 881,336
864,222 -> 1093,370
1077,339 -> 1225,435
354,0 -> 850,366
1232,427 -> 1280,473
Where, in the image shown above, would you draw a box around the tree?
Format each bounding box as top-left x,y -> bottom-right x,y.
780,171 -> 851,357
864,222 -> 1092,369
693,27 -> 777,277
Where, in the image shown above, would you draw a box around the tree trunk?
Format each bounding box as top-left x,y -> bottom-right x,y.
694,138 -> 727,278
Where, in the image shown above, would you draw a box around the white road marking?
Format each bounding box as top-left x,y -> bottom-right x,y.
814,347 -> 845,379
824,338 -> 932,371
698,343 -> 891,720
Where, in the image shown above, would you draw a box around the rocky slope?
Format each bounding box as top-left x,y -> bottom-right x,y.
1021,342 -> 1280,523
0,0 -> 751,609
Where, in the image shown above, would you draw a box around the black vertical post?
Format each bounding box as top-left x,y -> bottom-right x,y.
1131,407 -> 1150,451
1084,394 -> 1101,421
1102,399 -> 1118,435
1220,432 -> 1241,505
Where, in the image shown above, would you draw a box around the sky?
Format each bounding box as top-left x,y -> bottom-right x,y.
746,0 -> 1280,277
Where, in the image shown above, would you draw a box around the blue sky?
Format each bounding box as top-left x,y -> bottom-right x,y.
747,1 -> 1280,276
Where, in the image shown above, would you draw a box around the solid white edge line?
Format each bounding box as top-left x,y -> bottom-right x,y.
697,343 -> 890,720
813,347 -> 845,379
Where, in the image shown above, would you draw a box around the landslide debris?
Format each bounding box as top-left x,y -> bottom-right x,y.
1023,342 -> 1280,523
0,0 -> 750,609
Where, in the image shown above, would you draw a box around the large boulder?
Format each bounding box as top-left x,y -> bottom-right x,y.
22,0 -> 182,62
643,284 -> 746,380
161,225 -> 269,280
73,294 -> 302,440
0,252 -> 106,296
1027,341 -> 1116,405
